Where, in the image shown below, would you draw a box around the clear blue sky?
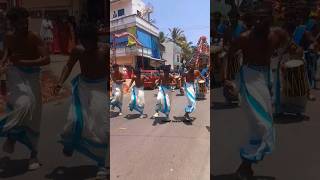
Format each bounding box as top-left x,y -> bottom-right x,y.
143,0 -> 210,46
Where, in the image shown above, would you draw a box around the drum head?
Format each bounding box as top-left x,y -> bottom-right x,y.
198,80 -> 205,83
285,60 -> 304,68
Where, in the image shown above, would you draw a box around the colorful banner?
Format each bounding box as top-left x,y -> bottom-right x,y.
127,26 -> 137,46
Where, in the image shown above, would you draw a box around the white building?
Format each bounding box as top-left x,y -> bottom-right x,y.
110,0 -> 163,69
162,41 -> 182,70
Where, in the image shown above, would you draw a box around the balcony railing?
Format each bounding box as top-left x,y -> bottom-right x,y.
110,46 -> 153,58
110,14 -> 159,36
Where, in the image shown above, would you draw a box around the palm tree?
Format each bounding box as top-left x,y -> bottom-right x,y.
168,27 -> 185,44
179,40 -> 193,64
159,31 -> 166,43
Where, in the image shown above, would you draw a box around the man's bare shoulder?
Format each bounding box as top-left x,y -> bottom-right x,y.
73,45 -> 85,53
4,31 -> 14,41
70,46 -> 85,58
269,27 -> 289,47
240,30 -> 250,39
235,30 -> 250,44
98,46 -> 107,54
4,31 -> 14,37
270,27 -> 288,36
29,31 -> 43,40
231,30 -> 249,48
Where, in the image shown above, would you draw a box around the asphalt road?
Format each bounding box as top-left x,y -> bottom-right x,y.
110,89 -> 210,180
212,86 -> 320,180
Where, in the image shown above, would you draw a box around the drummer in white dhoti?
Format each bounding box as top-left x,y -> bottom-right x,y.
53,23 -> 108,179
0,7 -> 50,170
182,65 -> 196,121
226,3 -> 289,179
152,66 -> 176,121
110,64 -> 125,116
128,69 -> 146,118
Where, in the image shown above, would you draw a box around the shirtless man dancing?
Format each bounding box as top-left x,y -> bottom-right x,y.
0,7 -> 50,170
111,64 -> 125,116
226,2 -> 289,179
183,65 -> 196,121
152,66 -> 176,121
128,69 -> 146,118
53,22 -> 108,179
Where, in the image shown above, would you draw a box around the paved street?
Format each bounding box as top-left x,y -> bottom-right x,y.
110,89 -> 210,180
212,85 -> 320,180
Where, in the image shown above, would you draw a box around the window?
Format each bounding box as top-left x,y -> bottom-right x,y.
177,55 -> 180,62
118,9 -> 125,17
137,10 -> 141,17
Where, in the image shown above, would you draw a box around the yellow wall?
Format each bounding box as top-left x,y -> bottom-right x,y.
114,55 -> 135,66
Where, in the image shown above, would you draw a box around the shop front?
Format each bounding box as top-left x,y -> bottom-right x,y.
20,0 -> 107,33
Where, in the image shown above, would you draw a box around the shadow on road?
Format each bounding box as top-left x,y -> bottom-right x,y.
213,174 -> 275,180
274,114 -> 310,124
110,111 -> 119,118
124,114 -> 141,120
212,102 -> 239,110
172,116 -> 195,126
196,98 -> 208,101
45,166 -> 97,180
206,126 -> 210,132
0,156 -> 29,178
151,117 -> 170,126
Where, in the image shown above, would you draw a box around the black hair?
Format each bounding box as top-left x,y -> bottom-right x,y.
6,7 -> 29,22
134,69 -> 141,75
161,65 -> 170,73
255,1 -> 273,15
112,64 -> 119,69
79,22 -> 98,42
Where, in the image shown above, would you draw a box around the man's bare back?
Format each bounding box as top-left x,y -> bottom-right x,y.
233,27 -> 289,66
159,73 -> 174,86
185,71 -> 195,83
73,46 -> 107,80
5,31 -> 41,60
134,76 -> 144,88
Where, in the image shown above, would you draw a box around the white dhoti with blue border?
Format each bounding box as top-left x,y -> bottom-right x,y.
155,85 -> 171,116
239,65 -> 275,163
59,75 -> 107,166
110,82 -> 123,112
184,82 -> 196,113
129,86 -> 145,114
0,66 -> 42,152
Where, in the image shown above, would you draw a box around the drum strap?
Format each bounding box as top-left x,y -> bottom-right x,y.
293,25 -> 306,46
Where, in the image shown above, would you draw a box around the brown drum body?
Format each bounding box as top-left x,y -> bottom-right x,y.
198,80 -> 207,94
282,60 -> 309,97
213,50 -> 224,81
227,52 -> 241,80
